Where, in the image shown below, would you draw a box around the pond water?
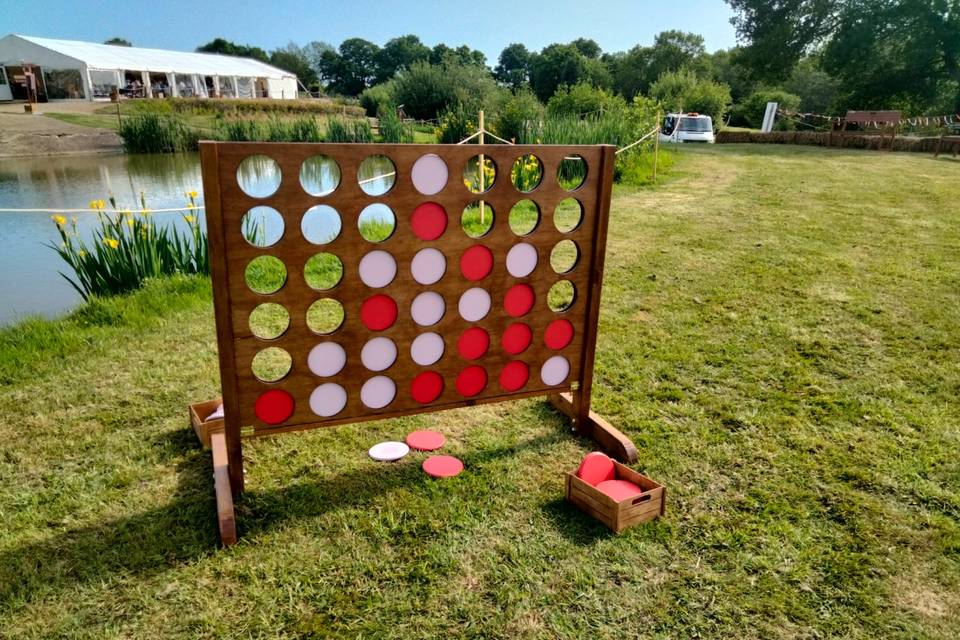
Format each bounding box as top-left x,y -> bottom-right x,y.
0,152 -> 397,326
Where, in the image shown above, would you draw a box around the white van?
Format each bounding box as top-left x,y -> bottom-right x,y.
659,113 -> 715,144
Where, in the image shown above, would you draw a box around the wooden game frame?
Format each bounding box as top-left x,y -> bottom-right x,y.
200,141 -> 637,545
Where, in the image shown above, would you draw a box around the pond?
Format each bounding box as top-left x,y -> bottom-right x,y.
0,152 -> 398,326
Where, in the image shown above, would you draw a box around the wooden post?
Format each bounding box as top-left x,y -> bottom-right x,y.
116,99 -> 122,130
478,109 -> 485,225
652,110 -> 661,183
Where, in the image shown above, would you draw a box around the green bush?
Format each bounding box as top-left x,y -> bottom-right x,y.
213,116 -> 323,142
392,61 -> 499,120
165,97 -> 364,117
377,105 -> 414,143
326,117 -> 374,142
118,113 -> 198,153
436,105 -> 476,144
649,69 -> 732,126
733,89 -> 802,130
546,83 -> 626,117
360,82 -> 396,117
490,89 -> 543,142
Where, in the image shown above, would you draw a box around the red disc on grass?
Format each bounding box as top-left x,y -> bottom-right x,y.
411,202 -> 447,241
499,360 -> 529,392
576,452 -> 615,486
423,455 -> 464,478
457,327 -> 490,360
596,479 -> 645,502
503,283 -> 535,317
406,430 -> 446,451
456,365 -> 487,397
360,294 -> 398,331
254,389 -> 295,425
545,319 -> 575,350
460,245 -> 493,281
411,371 -> 444,404
501,322 -> 532,355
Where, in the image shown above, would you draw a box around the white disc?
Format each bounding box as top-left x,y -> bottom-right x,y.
458,287 -> 491,322
307,342 -> 346,377
368,440 -> 410,462
361,337 -> 397,371
309,383 -> 347,417
361,375 -> 396,409
411,332 -> 444,366
411,153 -> 449,195
540,355 -> 570,386
411,291 -> 445,326
506,242 -> 538,278
358,250 -> 397,288
410,248 -> 446,285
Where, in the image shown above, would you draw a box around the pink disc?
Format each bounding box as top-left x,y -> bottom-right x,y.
411,154 -> 449,195
505,242 -> 538,278
406,430 -> 446,451
423,455 -> 464,478
596,479 -> 645,502
576,452 -> 615,486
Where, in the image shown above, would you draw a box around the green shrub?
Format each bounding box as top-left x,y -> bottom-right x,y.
360,82 -> 396,117
326,117 -> 374,142
392,61 -> 499,120
491,89 -> 543,143
436,105 -> 476,144
649,69 -> 732,126
165,96 -> 364,117
546,83 -> 627,117
733,89 -> 802,130
377,105 -> 414,143
118,113 -> 198,153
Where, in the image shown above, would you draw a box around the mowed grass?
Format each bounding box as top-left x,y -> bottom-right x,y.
1,145 -> 959,638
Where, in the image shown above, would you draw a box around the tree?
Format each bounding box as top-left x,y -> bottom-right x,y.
104,37 -> 131,47
495,43 -> 531,88
375,35 -> 430,84
196,38 -> 269,62
529,44 -> 588,101
727,0 -> 960,112
391,60 -> 498,119
571,38 -> 602,59
547,82 -> 626,116
269,43 -> 318,89
734,88 -> 802,128
491,88 -> 543,141
649,69 -> 732,124
318,38 -> 381,95
429,43 -> 486,67
782,58 -> 840,113
607,31 -> 709,99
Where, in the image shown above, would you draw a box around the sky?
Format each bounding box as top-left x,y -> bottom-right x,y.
7,0 -> 739,61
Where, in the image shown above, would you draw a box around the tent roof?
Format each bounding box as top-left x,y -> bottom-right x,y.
11,35 -> 296,79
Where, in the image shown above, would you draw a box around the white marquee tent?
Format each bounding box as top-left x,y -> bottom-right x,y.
0,34 -> 299,102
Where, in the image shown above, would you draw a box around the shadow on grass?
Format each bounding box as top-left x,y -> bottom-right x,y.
541,498 -> 615,545
0,428 -> 584,605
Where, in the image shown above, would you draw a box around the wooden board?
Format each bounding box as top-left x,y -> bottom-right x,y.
200,141 -> 624,505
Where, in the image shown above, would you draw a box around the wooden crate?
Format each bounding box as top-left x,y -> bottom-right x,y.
189,398 -> 224,450
566,461 -> 666,533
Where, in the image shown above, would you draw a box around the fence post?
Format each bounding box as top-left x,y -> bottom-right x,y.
478,109 -> 485,225
652,110 -> 661,183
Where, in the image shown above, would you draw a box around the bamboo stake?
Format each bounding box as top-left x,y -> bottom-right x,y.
652,110 -> 660,183
478,109 -> 485,225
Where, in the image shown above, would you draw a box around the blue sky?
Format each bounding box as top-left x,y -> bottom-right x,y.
8,0 -> 738,61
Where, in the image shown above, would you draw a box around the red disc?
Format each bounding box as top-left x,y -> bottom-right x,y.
460,245 -> 493,281
504,283 -> 535,317
501,322 -> 532,355
596,479 -> 645,502
499,361 -> 529,392
545,319 -> 575,350
254,389 -> 295,425
457,327 -> 490,360
576,452 -> 615,486
423,455 -> 464,478
411,371 -> 444,404
406,430 -> 446,451
411,202 -> 447,241
455,365 -> 487,397
360,294 -> 398,331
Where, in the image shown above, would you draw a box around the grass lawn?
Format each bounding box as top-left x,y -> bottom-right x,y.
1,145 -> 959,638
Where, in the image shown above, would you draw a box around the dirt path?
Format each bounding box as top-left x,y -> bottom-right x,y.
0,110 -> 122,157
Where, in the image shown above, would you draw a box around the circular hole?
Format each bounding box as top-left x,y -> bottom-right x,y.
463,155 -> 496,194
300,154 -> 341,196
307,298 -> 344,334
461,201 -> 494,238
554,198 -> 583,233
308,342 -> 346,377
245,256 -> 286,294
237,154 -> 281,198
248,303 -> 289,339
361,375 -> 396,409
358,155 -> 396,196
511,154 -> 543,192
411,153 -> 449,195
304,253 -> 343,290
540,355 -> 570,386
548,280 -> 576,312
557,155 -> 587,191
358,203 -> 396,243
241,206 -> 284,247
411,332 -> 445,366
301,204 -> 341,244
310,383 -> 347,417
509,200 -> 539,236
252,347 -> 292,382
550,240 -> 579,274
506,243 -> 538,279
358,250 -> 397,288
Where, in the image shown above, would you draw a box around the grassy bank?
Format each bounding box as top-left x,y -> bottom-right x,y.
2,145 -> 959,638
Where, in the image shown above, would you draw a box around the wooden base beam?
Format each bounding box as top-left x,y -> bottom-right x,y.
211,432 -> 237,546
549,393 -> 638,463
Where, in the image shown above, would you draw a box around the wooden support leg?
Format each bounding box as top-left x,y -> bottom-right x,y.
211,432 -> 237,546
550,393 -> 638,463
